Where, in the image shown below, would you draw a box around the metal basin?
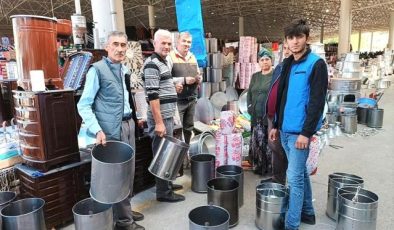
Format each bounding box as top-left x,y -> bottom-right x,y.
72,198 -> 113,230
0,198 -> 46,230
189,205 -> 230,230
149,135 -> 189,181
238,89 -> 248,115
191,154 -> 216,193
90,141 -> 135,204
216,165 -> 244,207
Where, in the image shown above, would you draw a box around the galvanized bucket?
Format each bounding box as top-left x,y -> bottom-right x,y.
336,186 -> 378,230
326,173 -> 364,220
216,165 -> 244,207
189,205 -> 230,230
207,177 -> 239,227
0,191 -> 17,230
0,198 -> 46,230
90,141 -> 135,204
149,135 -> 189,181
255,182 -> 288,230
72,198 -> 113,230
191,154 -> 216,193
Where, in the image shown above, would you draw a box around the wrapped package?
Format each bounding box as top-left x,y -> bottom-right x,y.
220,111 -> 235,134
215,131 -> 227,167
306,135 -> 320,175
226,133 -> 243,166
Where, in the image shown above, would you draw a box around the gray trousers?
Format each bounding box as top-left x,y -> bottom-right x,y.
177,99 -> 196,144
113,119 -> 136,226
267,117 -> 288,185
147,117 -> 174,197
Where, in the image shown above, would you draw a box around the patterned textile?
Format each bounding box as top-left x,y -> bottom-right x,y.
249,118 -> 272,175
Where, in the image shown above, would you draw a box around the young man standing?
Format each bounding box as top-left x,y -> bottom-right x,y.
269,19 -> 328,230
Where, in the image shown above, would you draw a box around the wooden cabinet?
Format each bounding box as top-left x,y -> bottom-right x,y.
14,90 -> 80,171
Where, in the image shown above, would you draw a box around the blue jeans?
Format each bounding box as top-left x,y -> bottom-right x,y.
280,132 -> 314,230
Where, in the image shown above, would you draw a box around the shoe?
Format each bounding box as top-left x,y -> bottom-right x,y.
171,184 -> 183,191
157,192 -> 185,203
131,210 -> 144,221
301,213 -> 316,225
115,222 -> 145,230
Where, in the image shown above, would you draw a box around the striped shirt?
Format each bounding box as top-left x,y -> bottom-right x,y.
142,52 -> 177,119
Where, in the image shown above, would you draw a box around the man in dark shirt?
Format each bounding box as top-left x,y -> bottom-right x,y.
269,19 -> 328,230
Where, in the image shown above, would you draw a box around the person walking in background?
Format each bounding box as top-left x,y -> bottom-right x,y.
265,41 -> 292,185
77,31 -> 144,230
247,48 -> 274,175
269,19 -> 328,230
142,29 -> 185,203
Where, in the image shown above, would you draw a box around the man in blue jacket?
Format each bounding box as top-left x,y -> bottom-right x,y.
269,19 -> 328,230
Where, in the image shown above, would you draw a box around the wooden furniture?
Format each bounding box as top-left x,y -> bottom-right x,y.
14,90 -> 80,171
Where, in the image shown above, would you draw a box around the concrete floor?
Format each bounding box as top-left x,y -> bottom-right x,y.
62,79 -> 394,230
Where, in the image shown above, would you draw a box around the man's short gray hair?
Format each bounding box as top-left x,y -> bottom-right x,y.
106,31 -> 128,44
154,29 -> 171,42
178,31 -> 192,40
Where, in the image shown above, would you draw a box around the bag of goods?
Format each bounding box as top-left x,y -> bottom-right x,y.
226,133 -> 243,166
220,111 -> 235,134
215,131 -> 227,167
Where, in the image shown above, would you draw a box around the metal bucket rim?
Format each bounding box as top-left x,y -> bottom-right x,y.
162,135 -> 190,149
198,132 -> 215,153
89,188 -> 130,204
191,153 -> 215,162
92,140 -> 135,165
72,197 -> 112,217
0,191 -> 17,206
329,176 -> 364,186
0,198 -> 45,218
330,172 -> 363,181
216,165 -> 243,175
11,14 -> 57,22
337,187 -> 379,204
189,205 -> 230,227
207,177 -> 239,192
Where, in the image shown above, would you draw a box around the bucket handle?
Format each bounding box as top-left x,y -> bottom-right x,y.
351,186 -> 362,203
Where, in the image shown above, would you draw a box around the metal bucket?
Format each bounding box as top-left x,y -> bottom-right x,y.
189,205 -> 230,230
189,131 -> 215,156
210,53 -> 223,68
326,112 -> 338,124
72,198 -> 113,230
336,186 -> 378,230
207,177 -> 239,227
357,107 -> 369,124
367,108 -> 384,128
191,154 -> 216,193
0,191 -> 17,230
149,135 -> 189,181
210,69 -> 223,82
199,82 -> 212,99
0,198 -> 46,230
326,173 -> 364,220
216,165 -> 244,207
340,114 -> 357,134
211,82 -> 220,94
90,141 -> 135,204
219,81 -> 227,92
255,182 -> 288,230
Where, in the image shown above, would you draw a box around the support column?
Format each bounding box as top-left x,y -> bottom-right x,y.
239,16 -> 244,36
338,0 -> 352,56
357,30 -> 362,51
320,25 -> 324,43
389,12 -> 394,49
148,5 -> 156,38
370,32 -> 374,52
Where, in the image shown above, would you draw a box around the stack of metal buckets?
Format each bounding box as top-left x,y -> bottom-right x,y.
189,158 -> 244,229
326,172 -> 379,230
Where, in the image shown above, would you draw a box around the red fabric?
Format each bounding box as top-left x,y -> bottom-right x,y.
267,80 -> 279,118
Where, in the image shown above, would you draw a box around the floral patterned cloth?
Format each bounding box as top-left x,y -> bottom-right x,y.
249,118 -> 272,175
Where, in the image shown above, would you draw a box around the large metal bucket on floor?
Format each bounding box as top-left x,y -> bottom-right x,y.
0,191 -> 17,230
189,205 -> 230,230
149,135 -> 190,181
336,186 -> 378,230
0,198 -> 46,230
72,198 -> 113,230
207,177 -> 239,227
326,173 -> 364,220
255,182 -> 288,230
216,165 -> 244,207
191,154 -> 216,193
189,131 -> 215,157
90,141 -> 135,204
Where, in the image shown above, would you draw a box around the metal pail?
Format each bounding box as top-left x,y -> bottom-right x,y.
207,177 -> 239,227
90,141 -> 134,204
0,198 -> 46,230
255,182 -> 288,230
191,154 -> 216,193
326,173 -> 364,220
72,198 -> 113,230
216,165 -> 244,207
189,205 -> 230,230
149,135 -> 189,181
0,191 -> 17,230
336,186 -> 378,230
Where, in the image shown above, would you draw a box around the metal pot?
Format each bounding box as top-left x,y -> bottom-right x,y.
216,165 -> 244,207
90,141 -> 135,204
0,198 -> 46,230
344,52 -> 360,62
149,135 -> 189,181
337,186 -> 378,230
342,61 -> 361,73
189,131 -> 215,156
330,78 -> 361,91
341,72 -> 361,79
191,154 -> 216,193
367,108 -> 384,128
210,68 -> 223,82
210,53 -> 223,68
189,205 -> 230,230
72,198 -> 113,230
219,81 -> 227,92
340,114 -> 357,134
198,82 -> 211,99
211,82 -> 220,94
325,112 -> 338,124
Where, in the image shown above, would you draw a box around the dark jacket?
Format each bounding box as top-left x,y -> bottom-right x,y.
274,49 -> 328,138
264,62 -> 283,119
